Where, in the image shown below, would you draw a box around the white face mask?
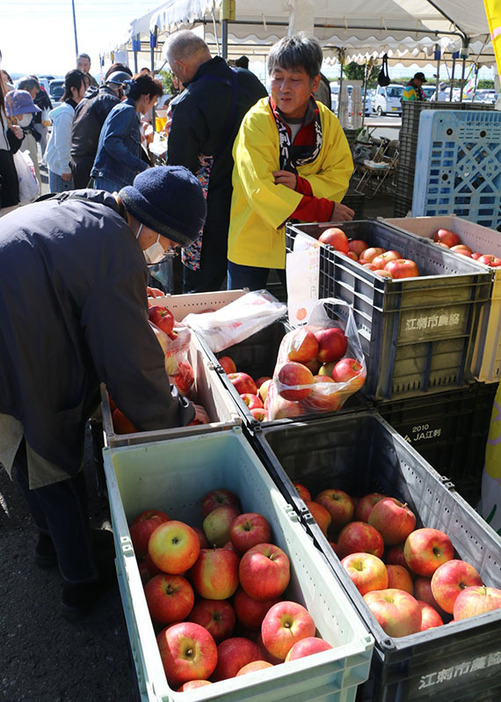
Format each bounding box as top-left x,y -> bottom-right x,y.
136,224 -> 167,265
17,114 -> 33,128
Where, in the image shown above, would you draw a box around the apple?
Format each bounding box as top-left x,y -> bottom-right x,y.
169,359 -> 195,396
417,600 -> 444,630
386,565 -> 414,595
212,636 -> 262,681
314,327 -> 348,364
363,588 -> 422,637
285,637 -> 332,661
228,372 -> 257,396
362,262 -> 379,271
144,573 -> 195,626
144,551 -> 162,578
430,559 -> 483,614
354,493 -> 386,523
256,633 -> 283,665
471,252 -> 482,260
177,680 -> 213,691
218,355 -> 237,374
329,540 -> 340,556
130,509 -> 170,559
258,378 -> 272,404
314,488 -> 355,532
277,362 -> 314,401
240,393 -> 264,411
156,621 -> 218,688
230,512 -> 272,555
331,357 -> 366,391
318,361 -> 336,377
293,482 -> 311,501
371,250 -> 402,269
404,528 -> 454,577
368,497 -> 416,546
337,521 -> 384,559
233,587 -> 279,630
450,244 -> 472,257
202,488 -> 240,519
347,251 -> 358,261
341,552 -> 388,595
453,585 -> 501,621
148,305 -> 174,335
375,269 -> 393,279
349,239 -> 368,257
236,660 -> 273,675
384,259 -> 419,279
192,526 -> 209,550
187,598 -> 235,642
304,357 -> 322,374
478,254 -> 501,267
318,227 -> 349,254
305,500 -> 332,536
287,327 -> 319,363
239,542 -> 290,601
359,247 -> 385,263
385,543 -> 410,571
261,601 -> 316,660
255,376 -> 272,389
250,407 -> 268,421
148,520 -> 200,574
300,376 -> 343,412
113,408 -> 137,434
432,228 -> 461,248
203,504 -> 241,547
270,393 -> 304,419
191,547 -> 239,600
414,576 -> 448,618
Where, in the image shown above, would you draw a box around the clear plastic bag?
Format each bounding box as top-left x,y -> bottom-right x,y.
183,289 -> 287,353
266,298 -> 366,420
14,150 -> 39,205
149,321 -> 195,397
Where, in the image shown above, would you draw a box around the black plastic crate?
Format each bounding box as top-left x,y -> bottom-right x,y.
342,188 -> 365,220
393,195 -> 413,218
286,220 -> 492,400
376,381 -> 499,505
254,411 -> 501,702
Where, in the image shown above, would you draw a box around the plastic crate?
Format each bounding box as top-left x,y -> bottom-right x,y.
286,220 -> 492,400
412,110 -> 501,230
103,428 -> 374,701
384,215 -> 501,383
101,291 -> 248,447
254,411 -> 501,701
376,381 -> 499,505
342,188 -> 365,220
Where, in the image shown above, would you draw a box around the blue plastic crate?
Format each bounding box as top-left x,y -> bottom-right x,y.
412,110 -> 501,230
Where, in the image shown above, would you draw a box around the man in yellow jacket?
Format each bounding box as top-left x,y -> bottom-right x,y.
227,33 -> 354,290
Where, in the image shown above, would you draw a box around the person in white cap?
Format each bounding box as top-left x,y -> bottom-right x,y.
437,82 -> 448,102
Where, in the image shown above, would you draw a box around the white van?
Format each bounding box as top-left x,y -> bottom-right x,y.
373,84 -> 404,115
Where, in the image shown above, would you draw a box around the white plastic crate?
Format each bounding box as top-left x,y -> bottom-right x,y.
104,428 -> 374,701
412,110 -> 501,230
384,215 -> 501,383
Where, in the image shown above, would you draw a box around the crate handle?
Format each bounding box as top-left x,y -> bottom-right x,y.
439,475 -> 456,491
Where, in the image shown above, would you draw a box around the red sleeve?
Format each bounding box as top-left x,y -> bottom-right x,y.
295,176 -> 313,196
291,195 -> 335,222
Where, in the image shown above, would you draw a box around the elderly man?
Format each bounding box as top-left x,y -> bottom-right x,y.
76,53 -> 99,89
0,166 -> 207,619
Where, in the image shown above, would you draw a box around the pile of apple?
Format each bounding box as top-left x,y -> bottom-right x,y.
431,228 -> 501,267
318,227 -> 420,279
215,354 -> 272,422
129,488 -> 333,691
293,482 -> 501,638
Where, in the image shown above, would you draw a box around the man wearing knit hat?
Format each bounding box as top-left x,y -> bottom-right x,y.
0,165 -> 207,620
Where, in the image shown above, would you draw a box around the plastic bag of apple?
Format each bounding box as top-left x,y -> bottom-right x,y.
129,489 -> 334,691
297,482 -> 501,639
265,299 -> 366,420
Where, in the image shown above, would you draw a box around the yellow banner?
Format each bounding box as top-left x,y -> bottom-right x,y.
484,0 -> 501,77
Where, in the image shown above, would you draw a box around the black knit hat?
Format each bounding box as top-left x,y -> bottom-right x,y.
119,166 -> 207,247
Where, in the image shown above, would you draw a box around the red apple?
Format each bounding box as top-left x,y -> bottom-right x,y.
471,251 -> 482,260
285,636 -> 332,661
203,504 -> 241,548
187,598 -> 235,642
318,227 -> 349,254
359,247 -> 385,263
371,250 -> 402,269
177,680 -> 213,691
250,407 -> 268,421
375,269 -> 393,279
450,244 -> 472,257
270,393 -> 304,419
341,552 -> 388,595
230,512 -> 272,555
156,621 -> 217,688
236,660 -> 273,675
212,636 -> 262,681
192,526 -> 209,550
169,359 -> 195,396
314,327 -> 348,364
287,327 -> 319,363
337,521 -> 384,559
363,588 -> 422,637
349,239 -> 368,257
384,259 -> 419,279
255,376 -> 272,389
404,528 -> 454,577
144,573 -> 195,626
304,357 -> 322,374
233,587 -> 279,630
202,489 -> 240,519
354,493 -> 386,523
432,228 -> 461,248
385,543 -> 410,571
368,497 -> 416,546
256,633 -> 283,665
430,559 -> 483,614
300,376 -> 343,412
453,585 -> 501,621
478,254 -> 501,267
414,576 -> 448,618
261,601 -> 316,660
258,379 -> 272,404
239,393 -> 264,410
130,509 -> 170,559
347,251 -> 358,261
277,362 -> 314,401
386,565 -> 414,595
305,500 -> 332,536
228,372 -> 257,396
417,600 -> 444,630
191,547 -> 240,600
148,305 -> 174,335
218,355 -> 237,374
314,488 -> 355,532
148,520 -> 200,574
330,357 -> 366,391
293,482 -> 311,501
239,543 -> 290,601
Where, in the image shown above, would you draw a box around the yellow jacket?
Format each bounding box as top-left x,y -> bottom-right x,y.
227,98 -> 353,269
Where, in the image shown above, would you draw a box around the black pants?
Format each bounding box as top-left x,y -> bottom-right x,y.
12,440 -> 99,584
0,148 -> 20,209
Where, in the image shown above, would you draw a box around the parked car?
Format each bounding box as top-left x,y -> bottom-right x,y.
373,84 -> 404,115
422,85 -> 436,101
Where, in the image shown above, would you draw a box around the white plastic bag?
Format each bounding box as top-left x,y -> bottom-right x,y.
183,289 -> 287,353
14,150 -> 39,205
